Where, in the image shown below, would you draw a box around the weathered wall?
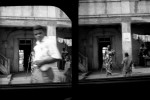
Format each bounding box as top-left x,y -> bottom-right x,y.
0,28 -> 34,72
0,6 -> 72,28
79,0 -> 150,71
0,6 -> 69,19
0,27 -> 71,73
79,0 -> 150,16
79,26 -> 122,70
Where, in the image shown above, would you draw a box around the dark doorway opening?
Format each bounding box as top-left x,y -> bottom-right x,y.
19,39 -> 32,72
98,38 -> 111,71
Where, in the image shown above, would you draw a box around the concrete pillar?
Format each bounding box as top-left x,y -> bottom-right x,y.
46,25 -> 56,36
121,22 -> 132,60
46,25 -> 59,68
46,25 -> 57,44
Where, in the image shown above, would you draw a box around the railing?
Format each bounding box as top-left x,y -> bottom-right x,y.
79,52 -> 88,73
0,53 -> 10,75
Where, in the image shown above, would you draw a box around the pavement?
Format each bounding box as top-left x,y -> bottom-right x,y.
10,72 -> 32,84
0,70 -> 67,84
79,67 -> 150,80
0,74 -> 12,84
0,71 -> 31,84
1,67 -> 150,84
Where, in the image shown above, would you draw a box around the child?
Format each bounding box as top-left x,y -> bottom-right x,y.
121,52 -> 133,77
64,55 -> 72,82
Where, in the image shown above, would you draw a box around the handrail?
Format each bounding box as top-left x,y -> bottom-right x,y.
79,52 -> 88,73
0,53 -> 10,74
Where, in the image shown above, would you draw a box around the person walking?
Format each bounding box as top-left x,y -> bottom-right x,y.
30,25 -> 65,83
103,45 -> 115,76
138,44 -> 147,66
121,52 -> 133,77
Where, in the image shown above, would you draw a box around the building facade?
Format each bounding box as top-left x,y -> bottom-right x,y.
79,0 -> 150,71
0,6 -> 72,73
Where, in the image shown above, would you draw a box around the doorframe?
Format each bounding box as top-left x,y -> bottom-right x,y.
18,38 -> 33,72
97,37 -> 112,70
93,33 -> 115,70
14,37 -> 34,73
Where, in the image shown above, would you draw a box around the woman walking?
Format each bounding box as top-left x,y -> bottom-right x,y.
104,45 -> 115,76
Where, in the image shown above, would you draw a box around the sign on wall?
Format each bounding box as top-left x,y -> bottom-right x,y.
122,33 -> 131,41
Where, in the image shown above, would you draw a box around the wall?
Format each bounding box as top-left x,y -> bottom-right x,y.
79,25 -> 122,70
0,6 -> 69,19
79,0 -> 150,16
0,28 -> 34,72
0,27 -> 71,73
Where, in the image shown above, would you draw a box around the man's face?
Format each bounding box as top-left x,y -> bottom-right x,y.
33,29 -> 45,41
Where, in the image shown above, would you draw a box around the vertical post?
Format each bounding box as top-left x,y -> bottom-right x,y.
121,22 -> 132,60
47,25 -> 57,44
46,25 -> 59,68
47,25 -> 56,36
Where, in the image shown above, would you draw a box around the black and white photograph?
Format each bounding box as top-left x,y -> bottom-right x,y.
0,6 -> 72,85
78,0 -> 150,81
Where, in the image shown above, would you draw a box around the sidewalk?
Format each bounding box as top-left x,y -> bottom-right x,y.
82,67 -> 150,80
10,72 -> 31,84
0,74 -> 12,84
0,70 -> 67,84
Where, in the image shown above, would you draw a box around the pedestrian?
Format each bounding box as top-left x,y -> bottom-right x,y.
103,45 -> 115,76
138,44 -> 147,66
121,52 -> 133,77
64,54 -> 72,82
61,48 -> 68,70
30,25 -> 65,83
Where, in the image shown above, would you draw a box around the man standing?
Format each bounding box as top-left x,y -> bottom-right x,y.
31,25 -> 65,83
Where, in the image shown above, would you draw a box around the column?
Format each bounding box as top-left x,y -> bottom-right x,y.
121,22 -> 132,60
46,25 -> 59,68
46,25 -> 57,44
47,25 -> 56,36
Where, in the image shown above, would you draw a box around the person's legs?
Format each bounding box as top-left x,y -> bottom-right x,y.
122,67 -> 126,77
42,68 -> 54,83
107,64 -> 112,76
41,67 -> 66,83
30,68 -> 44,83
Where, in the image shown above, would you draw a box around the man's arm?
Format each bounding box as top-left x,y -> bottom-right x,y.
33,58 -> 61,68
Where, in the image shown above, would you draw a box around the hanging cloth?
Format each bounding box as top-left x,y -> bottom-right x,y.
66,39 -> 70,46
148,35 -> 150,42
141,35 -> 145,42
57,37 -> 64,43
133,34 -> 138,40
63,39 -> 67,45
68,39 -> 72,46
138,35 -> 142,41
145,35 -> 148,42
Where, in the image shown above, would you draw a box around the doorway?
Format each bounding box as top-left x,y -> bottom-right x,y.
98,38 -> 111,70
19,39 -> 32,72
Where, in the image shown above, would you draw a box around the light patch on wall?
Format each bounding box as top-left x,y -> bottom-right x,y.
122,33 -> 131,41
